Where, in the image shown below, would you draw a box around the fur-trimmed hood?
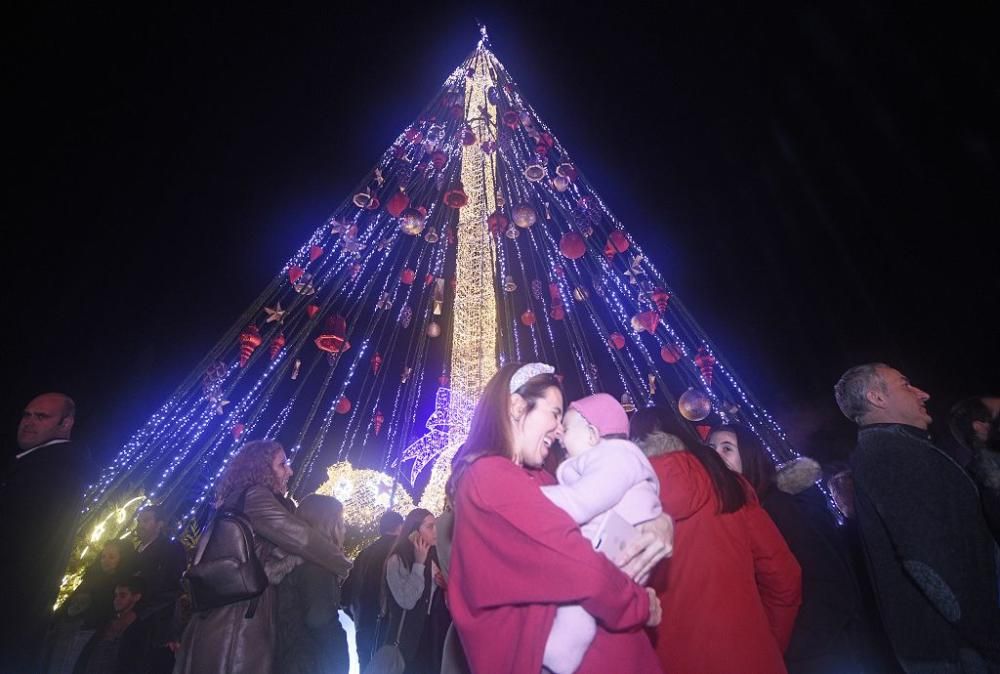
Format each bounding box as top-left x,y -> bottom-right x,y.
774,456 -> 823,495
637,431 -> 687,458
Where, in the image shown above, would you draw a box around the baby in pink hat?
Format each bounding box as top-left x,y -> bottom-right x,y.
541,392 -> 664,674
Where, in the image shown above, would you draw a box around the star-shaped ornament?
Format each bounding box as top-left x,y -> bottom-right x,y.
264,302 -> 287,323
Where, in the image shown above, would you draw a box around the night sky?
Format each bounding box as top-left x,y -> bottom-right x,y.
6,2 -> 998,467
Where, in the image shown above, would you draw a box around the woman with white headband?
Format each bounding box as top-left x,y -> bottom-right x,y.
447,362 -> 670,673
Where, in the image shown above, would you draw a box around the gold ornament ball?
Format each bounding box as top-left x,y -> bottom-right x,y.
512,204 -> 537,228
678,388 -> 712,422
399,208 -> 425,236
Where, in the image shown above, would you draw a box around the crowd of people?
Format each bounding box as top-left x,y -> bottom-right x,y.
2,362 -> 998,673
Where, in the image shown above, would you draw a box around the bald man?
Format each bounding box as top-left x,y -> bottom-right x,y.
2,392 -> 94,672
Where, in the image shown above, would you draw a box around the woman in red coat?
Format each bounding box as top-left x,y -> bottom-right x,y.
631,407 -> 802,674
449,362 -> 671,674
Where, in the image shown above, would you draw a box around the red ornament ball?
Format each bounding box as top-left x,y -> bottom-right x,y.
400,268 -> 416,285
521,310 -> 536,326
607,230 -> 630,254
660,344 -> 682,364
335,396 -> 352,415
608,332 -> 626,350
559,232 -> 586,260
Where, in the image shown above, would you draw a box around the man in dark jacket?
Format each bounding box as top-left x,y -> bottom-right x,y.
134,504 -> 188,674
835,364 -> 1000,672
341,510 -> 403,670
1,392 -> 93,672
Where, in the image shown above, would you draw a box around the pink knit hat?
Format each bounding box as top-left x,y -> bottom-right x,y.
569,393 -> 630,437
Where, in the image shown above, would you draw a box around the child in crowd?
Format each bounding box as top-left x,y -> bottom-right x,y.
541,393 -> 666,674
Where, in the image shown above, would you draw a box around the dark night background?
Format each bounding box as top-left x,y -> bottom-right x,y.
5,2 -> 998,469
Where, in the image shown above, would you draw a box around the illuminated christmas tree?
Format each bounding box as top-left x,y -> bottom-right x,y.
61,28 -> 816,601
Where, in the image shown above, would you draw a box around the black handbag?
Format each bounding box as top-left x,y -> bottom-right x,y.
184,487 -> 268,615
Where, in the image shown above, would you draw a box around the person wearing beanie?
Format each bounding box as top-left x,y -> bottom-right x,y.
540,393 -> 669,674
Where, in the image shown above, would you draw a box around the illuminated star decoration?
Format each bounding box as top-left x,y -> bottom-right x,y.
264,301 -> 287,323
209,396 -> 230,415
623,255 -> 646,284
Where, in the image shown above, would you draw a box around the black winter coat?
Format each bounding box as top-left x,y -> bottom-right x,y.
851,424 -> 1000,669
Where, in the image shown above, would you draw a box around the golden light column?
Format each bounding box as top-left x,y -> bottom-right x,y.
419,49 -> 499,512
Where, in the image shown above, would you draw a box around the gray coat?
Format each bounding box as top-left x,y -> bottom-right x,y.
173,485 -> 351,674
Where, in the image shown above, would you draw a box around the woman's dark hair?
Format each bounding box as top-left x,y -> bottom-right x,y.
631,406 -> 746,514
710,424 -> 776,498
389,508 -> 433,571
451,362 -> 564,491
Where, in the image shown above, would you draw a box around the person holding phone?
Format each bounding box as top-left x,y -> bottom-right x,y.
382,508 -> 449,674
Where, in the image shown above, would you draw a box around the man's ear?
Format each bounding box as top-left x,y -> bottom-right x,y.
59,415 -> 75,433
865,388 -> 886,411
510,393 -> 527,421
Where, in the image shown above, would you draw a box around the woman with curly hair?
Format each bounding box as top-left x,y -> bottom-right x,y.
174,440 -> 352,674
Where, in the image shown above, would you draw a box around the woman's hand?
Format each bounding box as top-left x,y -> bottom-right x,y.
413,533 -> 431,565
645,587 -> 662,627
618,513 -> 674,584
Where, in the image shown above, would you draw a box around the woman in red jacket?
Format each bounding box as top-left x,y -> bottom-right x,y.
449,362 -> 669,674
631,407 -> 802,674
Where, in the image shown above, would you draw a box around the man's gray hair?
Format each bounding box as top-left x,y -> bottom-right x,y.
834,363 -> 888,425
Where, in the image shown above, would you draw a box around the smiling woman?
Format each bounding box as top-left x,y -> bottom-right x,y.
447,362 -> 664,674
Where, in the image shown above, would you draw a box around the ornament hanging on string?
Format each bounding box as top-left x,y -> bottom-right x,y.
631,310 -> 659,334
559,232 -> 586,260
505,224 -> 519,239
423,226 -> 439,243
433,278 -> 446,315
371,352 -> 382,375
264,302 -> 287,324
376,293 -> 392,311
556,162 -> 578,181
202,361 -> 227,395
521,309 -> 536,326
315,315 -> 349,354
431,150 -> 448,170
399,207 -> 426,236
604,230 -> 630,258
648,288 -> 671,313
291,358 -> 301,380
400,268 -> 416,285
386,188 -> 410,218
523,163 -> 546,182
503,275 -> 517,293
695,346 -> 717,386
269,333 -> 286,360
238,325 -> 263,367
552,175 -> 571,192
573,286 -> 589,302
293,273 -> 316,295
444,184 -> 469,209
438,373 -> 450,387
400,305 -> 413,328
531,279 -> 543,300
308,245 -> 324,262
695,425 -> 712,441
232,423 -> 245,440
373,410 -> 385,436
306,304 -> 320,320
401,366 -> 413,383
426,321 -> 442,337
608,332 -> 626,350
335,396 -> 351,415
487,210 -> 508,235
648,373 -> 657,397
512,204 -> 537,228
209,395 -> 230,415
678,388 -> 712,422
549,305 -> 565,320
288,266 -> 305,284
621,393 -> 636,414
352,188 -> 374,209
623,256 -> 645,284
350,262 -> 362,279
660,343 -> 682,364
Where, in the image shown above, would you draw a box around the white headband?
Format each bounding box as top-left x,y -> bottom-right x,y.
509,362 -> 556,393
